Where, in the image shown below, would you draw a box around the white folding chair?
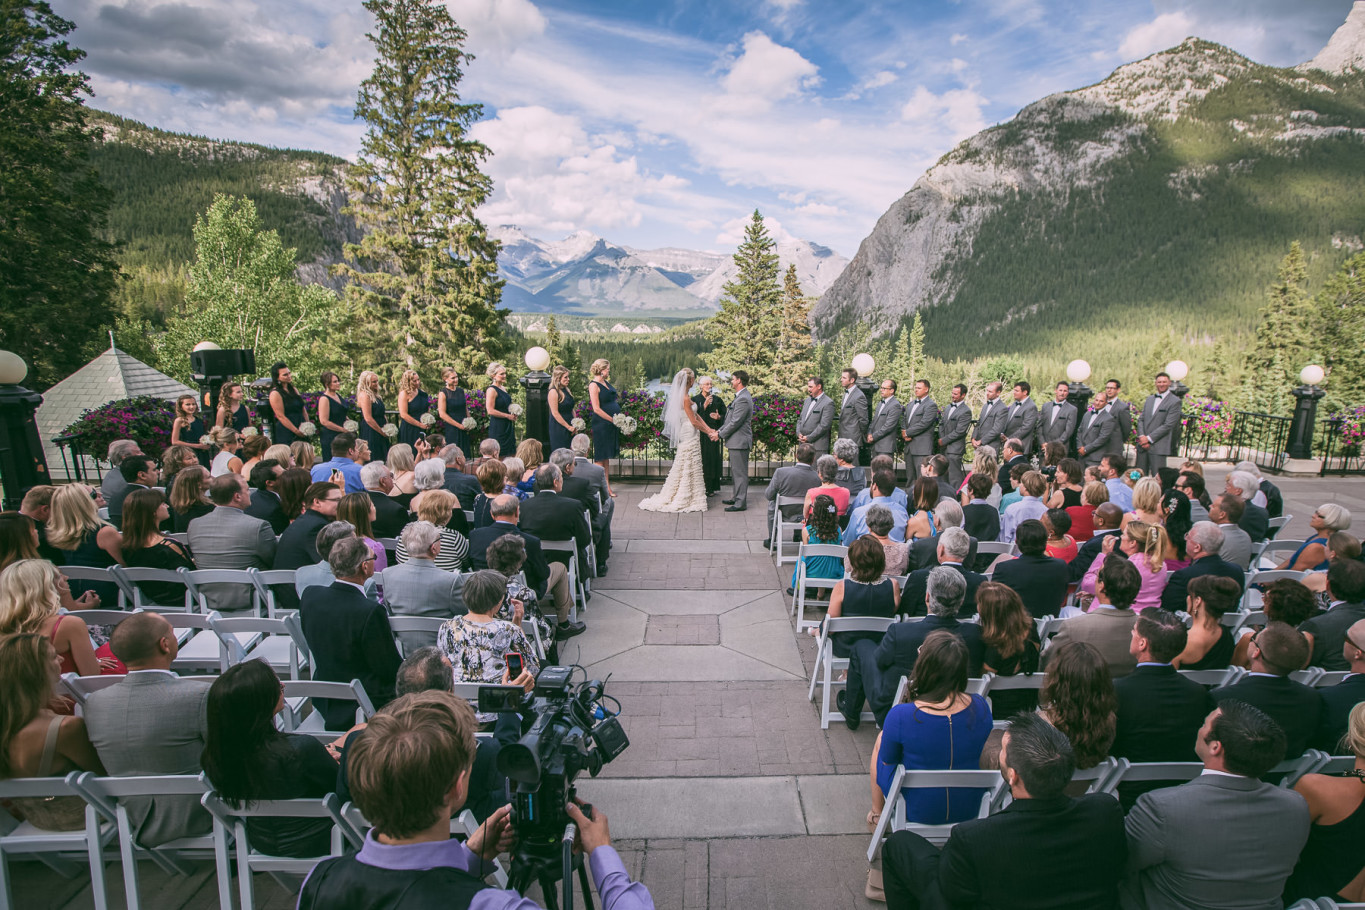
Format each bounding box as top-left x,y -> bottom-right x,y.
182,568 -> 264,617
771,495 -> 806,566
1290,667 -> 1324,686
973,541 -> 1015,574
1314,671 -> 1350,688
111,566 -> 192,612
0,772 -> 117,910
979,672 -> 1044,713
1037,616 -> 1069,651
209,612 -> 310,679
1274,751 -> 1328,789
463,510 -> 475,525
1098,760 -> 1203,796
540,539 -> 586,617
1242,570 -> 1307,610
387,615 -> 447,657
248,569 -> 298,618
891,674 -> 989,707
991,757 -> 1120,812
59,565 -> 134,609
791,543 -> 848,632
867,768 -> 1005,860
1228,610 -> 1266,637
1256,539 -> 1305,570
581,508 -> 598,583
807,616 -> 897,729
1176,667 -> 1243,688
164,533 -> 189,546
158,612 -> 222,674
58,672 -> 126,713
1266,515 -> 1292,540
279,679 -> 376,739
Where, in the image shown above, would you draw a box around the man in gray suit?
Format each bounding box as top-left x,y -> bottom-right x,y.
971,381 -> 1008,454
1120,700 -> 1310,910
1077,390 -> 1119,467
937,383 -> 972,488
762,443 -> 819,550
836,368 -> 868,452
570,434 -> 615,530
187,473 -> 276,612
1038,381 -> 1078,452
716,370 -> 754,512
1001,381 -> 1040,456
866,379 -> 904,458
100,440 -> 142,510
1208,496 -> 1254,571
901,379 -> 939,478
380,521 -> 466,654
1135,372 -> 1183,475
1105,379 -> 1134,454
84,613 -> 212,847
796,376 -> 834,455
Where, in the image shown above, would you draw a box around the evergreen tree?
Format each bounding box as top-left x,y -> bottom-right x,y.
771,264 -> 816,390
335,0 -> 508,388
0,1 -> 120,388
1203,341 -> 1233,400
1242,242 -> 1317,398
704,210 -> 781,391
1315,250 -> 1365,411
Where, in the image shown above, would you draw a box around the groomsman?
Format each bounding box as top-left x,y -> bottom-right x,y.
796,376 -> 834,455
1001,381 -> 1039,455
1135,372 -> 1182,475
937,384 -> 972,488
1076,391 -> 1118,467
867,379 -> 904,457
1039,381 -> 1078,451
901,379 -> 939,479
1104,378 -> 1133,455
693,377 -> 727,496
836,368 -> 868,455
971,381 -> 1008,454
717,371 -> 754,512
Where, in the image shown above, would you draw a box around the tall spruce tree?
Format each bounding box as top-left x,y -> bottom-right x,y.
1315,250 -> 1365,411
1242,242 -> 1317,404
704,210 -> 781,391
771,264 -> 816,390
892,313 -> 926,389
335,0 -> 507,388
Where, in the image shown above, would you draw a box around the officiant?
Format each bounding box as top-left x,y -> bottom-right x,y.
694,376 -> 727,496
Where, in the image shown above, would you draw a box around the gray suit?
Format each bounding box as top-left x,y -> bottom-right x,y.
765,463 -> 820,538
1038,400 -> 1078,450
1077,407 -> 1118,467
380,557 -> 466,654
1120,773 -> 1309,910
1136,392 -> 1182,474
1108,399 -> 1134,453
901,395 -> 939,477
867,395 -> 904,456
83,672 -> 212,847
717,387 -> 753,506
1001,398 -> 1040,455
937,401 -> 972,487
186,506 -> 276,612
971,397 -> 1008,452
1044,606 -> 1138,677
1217,523 -> 1254,571
797,393 -> 834,454
837,386 -> 868,444
573,457 -> 615,530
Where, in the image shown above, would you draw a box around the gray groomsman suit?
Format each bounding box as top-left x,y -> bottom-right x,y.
937,400 -> 972,487
1001,397 -> 1040,455
718,387 -> 753,506
1107,398 -> 1134,453
867,395 -> 904,457
765,462 -> 820,539
901,394 -> 939,477
186,505 -> 277,612
380,557 -> 467,654
796,392 -> 834,455
971,396 -> 1008,453
1076,407 -> 1118,467
837,385 -> 868,445
84,671 -> 212,847
573,456 -> 615,529
1135,392 -> 1182,474
1038,399 -> 1078,450
1120,772 -> 1309,910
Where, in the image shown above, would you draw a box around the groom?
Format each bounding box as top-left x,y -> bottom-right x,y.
715,370 -> 753,513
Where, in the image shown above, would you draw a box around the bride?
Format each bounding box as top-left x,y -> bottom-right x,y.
639,368 -> 709,513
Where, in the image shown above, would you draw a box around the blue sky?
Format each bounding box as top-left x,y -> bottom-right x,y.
60,0 -> 1355,256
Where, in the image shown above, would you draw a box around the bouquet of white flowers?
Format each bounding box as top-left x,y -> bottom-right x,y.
382,423 -> 399,439
462,417 -> 476,431
571,417 -> 587,433
242,427 -> 259,438
509,403 -> 524,418
298,421 -> 317,438
420,413 -> 436,428
198,434 -> 212,446
613,414 -> 637,436
343,419 -> 359,433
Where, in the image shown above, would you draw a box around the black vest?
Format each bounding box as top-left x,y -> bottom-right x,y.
299,855 -> 487,910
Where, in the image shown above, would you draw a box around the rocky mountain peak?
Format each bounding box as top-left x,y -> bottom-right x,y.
1301,1 -> 1365,74
1071,38 -> 1253,121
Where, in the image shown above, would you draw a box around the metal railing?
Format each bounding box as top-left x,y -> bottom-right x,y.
1226,411 -> 1292,474
1318,415 -> 1365,476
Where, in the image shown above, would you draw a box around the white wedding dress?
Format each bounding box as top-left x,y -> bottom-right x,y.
639,374 -> 708,513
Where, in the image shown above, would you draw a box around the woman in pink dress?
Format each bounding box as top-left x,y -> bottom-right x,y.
1079,520 -> 1169,611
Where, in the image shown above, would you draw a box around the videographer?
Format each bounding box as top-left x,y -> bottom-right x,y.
299,690 -> 655,910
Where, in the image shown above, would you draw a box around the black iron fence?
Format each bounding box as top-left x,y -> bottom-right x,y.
1318,416 -> 1365,476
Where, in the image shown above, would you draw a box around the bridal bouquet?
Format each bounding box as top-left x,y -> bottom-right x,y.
198,434 -> 212,446
462,417 -> 476,431
420,413 -> 436,428
241,427 -> 258,438
613,414 -> 637,436
343,419 -> 360,433
298,421 -> 317,438
571,417 -> 587,432
382,422 -> 399,439
509,403 -> 524,418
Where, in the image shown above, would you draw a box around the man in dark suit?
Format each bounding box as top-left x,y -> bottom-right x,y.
1001,382 -> 1039,456
1103,379 -> 1133,455
937,384 -> 972,488
867,379 -> 904,459
841,567 -> 984,729
1038,381 -> 1078,452
245,459 -> 288,535
961,474 -> 1000,561
905,499 -> 978,572
298,538 -> 402,729
274,482 -> 342,571
1134,372 -> 1182,475
1069,503 -> 1123,582
1224,470 -> 1269,542
1301,559 -> 1365,670
518,464 -> 591,572
1317,617 -> 1365,750
1160,521 -> 1245,612
468,494 -> 583,639
996,439 -> 1028,493
109,454 -> 160,530
970,381 -> 1008,454
883,713 -> 1127,910
440,445 -> 481,512
1076,390 -> 1118,468
550,449 -> 609,575
693,376 -> 726,496
904,528 -> 985,616
762,444 -> 820,550
901,379 -> 939,478
991,520 -> 1070,618
360,462 -> 410,539
1211,621 -> 1325,759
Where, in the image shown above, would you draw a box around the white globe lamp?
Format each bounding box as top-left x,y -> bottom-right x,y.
1165,360 -> 1189,382
1065,360 -> 1091,384
851,353 -> 876,378
1299,364 -> 1325,386
0,351 -> 28,386
524,346 -> 551,373
193,341 -> 222,353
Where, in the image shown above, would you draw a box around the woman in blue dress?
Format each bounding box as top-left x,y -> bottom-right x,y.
214,382 -> 252,435
315,371 -> 346,457
356,370 -> 390,463
484,362 -> 517,457
437,368 -> 470,454
588,358 -> 620,499
397,370 -> 431,448
267,362 -> 308,446
548,365 -> 576,454
1275,503 -> 1352,572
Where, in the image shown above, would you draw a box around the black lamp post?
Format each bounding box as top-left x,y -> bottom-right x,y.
1288,365 -> 1326,460
520,346 -> 552,452
853,354 -> 877,467
0,352 -> 50,510
1063,361 -> 1094,459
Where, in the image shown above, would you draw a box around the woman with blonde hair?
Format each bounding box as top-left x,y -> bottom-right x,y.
289,440 -> 316,473
1067,481 -> 1109,542
356,370 -> 390,462
959,446 -> 1001,507
548,365 -> 576,453
161,443 -> 198,499
209,426 -> 243,477
214,381 -> 251,432
169,392 -> 210,466
396,369 -> 431,449
1080,519 -> 1170,611
47,484 -> 122,603
170,465 -> 213,532
587,358 -> 620,498
516,439 -> 543,488
1120,477 -> 1165,530
263,443 -> 293,469
395,488 -> 469,571
437,367 -> 470,453
0,560 -> 111,676
1284,702 -> 1365,904
386,443 -> 418,506
484,362 -> 517,458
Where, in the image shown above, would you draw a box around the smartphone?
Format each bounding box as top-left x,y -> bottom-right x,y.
506,652 -> 524,678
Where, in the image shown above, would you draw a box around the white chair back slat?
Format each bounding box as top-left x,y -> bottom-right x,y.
773,495 -> 806,566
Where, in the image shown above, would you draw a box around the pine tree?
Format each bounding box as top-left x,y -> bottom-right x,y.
771,264 -> 816,390
1243,242 -> 1317,389
888,313 -> 927,389
1315,250 -> 1365,411
1203,341 -> 1233,400
334,0 -> 508,389
704,210 -> 782,391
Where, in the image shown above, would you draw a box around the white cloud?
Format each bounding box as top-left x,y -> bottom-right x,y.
1118,12 -> 1195,60
721,31 -> 820,102
716,213 -> 795,246
950,33 -> 968,46
443,0 -> 547,59
900,85 -> 989,138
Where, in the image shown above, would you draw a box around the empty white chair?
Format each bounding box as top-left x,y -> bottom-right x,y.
0,772 -> 117,910
279,679 -> 376,739
867,768 -> 1006,859
808,616 -> 897,729
771,495 -> 806,566
209,612 -> 310,679
248,569 -> 298,618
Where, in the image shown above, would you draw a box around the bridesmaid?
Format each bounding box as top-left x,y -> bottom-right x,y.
268,362 -> 308,445
484,362 -> 517,457
214,382 -> 251,434
397,370 -> 430,449
548,365 -> 576,454
437,368 -> 470,454
588,358 -> 620,498
170,393 -> 211,467
316,371 -> 346,457
356,370 -> 391,463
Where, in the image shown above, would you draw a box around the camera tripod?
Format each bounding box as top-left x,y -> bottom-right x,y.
506,821 -> 595,910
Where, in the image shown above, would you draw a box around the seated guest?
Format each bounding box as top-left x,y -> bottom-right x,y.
961,472 -> 1001,550
1042,508 -> 1077,563
276,466 -> 312,521
1302,531 -> 1361,597
1234,577 -> 1319,668
1207,493 -> 1253,571
822,536 -> 900,657
977,581 -> 1041,717
1225,470 -> 1269,542
1173,575 -> 1241,670
0,634 -> 105,830
906,499 -> 978,572
470,495 -> 581,640
109,454 -> 161,530
295,521 -> 378,600
794,493 -> 844,594
1046,556 -> 1142,677
1121,477 -> 1164,531
1038,641 -> 1117,772
992,519 -> 1070,618
1316,618 -> 1365,751
903,527 -> 985,617
385,443 -> 417,506
833,437 -> 867,502
1175,471 -> 1209,523
19,485 -> 64,564
472,458 -> 506,530
518,463 -> 591,570
550,448 -> 609,573
843,471 -> 910,546
1120,701 -> 1309,910
310,432 -> 364,494
380,521 -> 466,655
849,504 -> 910,578
1285,702 -> 1365,905
170,465 -> 215,534
996,463 -> 1030,519
263,443 -> 293,470
202,660 -> 339,857
803,454 -> 851,519
298,690 -> 653,910
997,439 -> 1028,493
0,559 -> 111,676
851,454 -> 909,512
244,459 -> 288,534
1069,502 -> 1123,582
161,444 -> 197,500
515,439 -> 543,489
237,434 -> 271,479
289,440 -> 316,473
360,461 -> 409,539
1066,481 -> 1106,544
0,511 -> 40,571
999,471 -> 1048,544
100,439 -> 141,506
273,482 -> 341,571
763,445 -> 821,547
395,489 -> 469,572
1212,622 -> 1324,759
339,491 -> 387,572
922,454 -> 957,505
471,436 -> 501,473
883,712 -> 1127,910
1160,489 -> 1193,569
904,477 -> 942,541
120,488 -> 195,604
439,444 -> 481,512
412,459 -> 470,535
841,567 -> 985,729
1100,454 -> 1133,512
48,482 -> 123,604
1160,521 -> 1244,613
501,456 -> 529,499
437,569 -> 540,688
485,533 -> 555,661
1045,458 -> 1086,511
1080,520 -> 1169,612
83,612 -> 212,846
1300,558 -> 1365,671
960,447 -> 1001,508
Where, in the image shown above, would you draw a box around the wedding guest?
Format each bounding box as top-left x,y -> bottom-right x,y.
1315,621 -> 1365,751
1042,509 -> 1078,563
516,439 -> 544,489
273,481 -> 340,571
0,512 -> 40,572
1080,520 -> 1170,612
1279,504 -> 1352,572
244,460 -> 288,534
1208,494 -> 1253,571
1225,470 -> 1269,542
765,443 -> 822,549
1066,481 -> 1107,543
437,367 -> 470,453
1038,640 -> 1118,770
1160,521 -> 1245,612
485,361 -> 518,463
793,493 -> 843,594
208,427 -> 243,478
960,447 -> 1001,508
823,536 -> 900,657
996,462 -> 1029,516
263,443 -> 293,469
1284,702 -> 1365,906
214,381 -> 251,433
486,533 -> 555,657
169,393 -> 210,467
1233,578 -> 1318,668
501,456 -> 529,500
1172,575 -> 1240,670
381,521 -> 466,654
550,448 -> 608,572
587,359 -> 620,498
236,433 -> 270,479
108,453 -> 160,529
413,459 -> 470,535
311,431 -> 365,494
120,489 -> 195,603
833,438 -> 866,502
474,459 -> 506,530
1046,556 -> 1142,677
1175,471 -> 1210,522
1300,558 -> 1365,671
473,437 -> 502,473
470,496 -> 580,639
160,444 -> 197,500
48,483 -> 123,603
188,474 -> 277,612
1212,623 -> 1324,759
0,559 -> 109,676
386,443 -> 418,506
904,526 -> 986,616
169,465 -> 213,532
396,489 -> 469,572
339,492 -> 387,572
570,434 -> 615,524
294,522 -> 378,600
848,504 -> 910,577
1099,453 -> 1133,511
977,582 -> 1042,716
993,519 -> 1070,619
1045,458 -> 1085,511
904,476 -> 941,541
548,365 -> 577,455
961,473 -> 1001,551
1000,471 -> 1049,544
276,466 -> 312,521
804,454 -> 850,520
437,569 -> 540,689
289,439 -> 316,473
267,362 -> 308,445
360,462 -> 408,539
844,471 -> 910,546
356,370 -> 390,463
395,369 -> 430,449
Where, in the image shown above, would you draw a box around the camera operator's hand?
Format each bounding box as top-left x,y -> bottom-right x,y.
567,799 -> 611,854
468,804 -> 514,861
